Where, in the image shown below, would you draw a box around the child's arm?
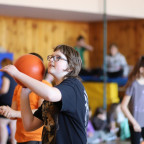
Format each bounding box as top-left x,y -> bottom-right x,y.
0,99 -> 43,119
0,76 -> 10,94
0,65 -> 62,102
83,44 -> 93,51
79,40 -> 93,51
0,105 -> 21,119
121,95 -> 141,132
20,88 -> 43,131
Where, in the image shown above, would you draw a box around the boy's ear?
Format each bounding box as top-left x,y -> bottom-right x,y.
67,67 -> 73,72
64,66 -> 73,72
67,65 -> 73,72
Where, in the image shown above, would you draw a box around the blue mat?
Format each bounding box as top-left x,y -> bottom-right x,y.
80,75 -> 128,87
0,53 -> 13,88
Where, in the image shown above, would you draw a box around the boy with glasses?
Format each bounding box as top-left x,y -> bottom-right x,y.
0,45 -> 89,144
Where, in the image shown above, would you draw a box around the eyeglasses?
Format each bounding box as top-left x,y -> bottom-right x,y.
47,55 -> 67,62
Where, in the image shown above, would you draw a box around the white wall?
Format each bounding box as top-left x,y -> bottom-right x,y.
0,0 -> 143,19
0,0 -> 103,13
107,0 -> 144,18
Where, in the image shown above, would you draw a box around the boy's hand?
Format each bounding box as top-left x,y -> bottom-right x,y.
21,88 -> 32,98
0,106 -> 16,118
0,65 -> 19,78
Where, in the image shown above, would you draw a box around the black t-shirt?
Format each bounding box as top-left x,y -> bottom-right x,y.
0,72 -> 17,106
34,78 -> 89,144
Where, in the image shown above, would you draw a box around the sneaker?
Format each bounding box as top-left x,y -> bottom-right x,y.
110,128 -> 119,134
91,138 -> 102,144
106,135 -> 117,141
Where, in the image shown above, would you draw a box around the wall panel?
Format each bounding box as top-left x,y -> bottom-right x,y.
89,20 -> 144,68
1,16 -> 144,69
0,16 -> 90,67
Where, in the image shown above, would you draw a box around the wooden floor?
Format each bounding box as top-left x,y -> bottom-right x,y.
100,140 -> 130,144
7,140 -> 131,144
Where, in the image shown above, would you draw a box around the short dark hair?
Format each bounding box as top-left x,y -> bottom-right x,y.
29,52 -> 43,61
94,107 -> 106,117
1,58 -> 12,67
77,35 -> 84,41
109,43 -> 118,49
126,56 -> 144,88
54,45 -> 82,78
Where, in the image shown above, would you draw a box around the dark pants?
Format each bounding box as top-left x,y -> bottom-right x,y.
107,69 -> 123,78
17,141 -> 42,144
79,68 -> 90,76
130,126 -> 144,144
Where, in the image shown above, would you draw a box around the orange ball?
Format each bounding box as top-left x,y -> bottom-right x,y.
14,54 -> 45,87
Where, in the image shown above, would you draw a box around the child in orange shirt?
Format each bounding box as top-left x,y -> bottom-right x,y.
0,53 -> 54,144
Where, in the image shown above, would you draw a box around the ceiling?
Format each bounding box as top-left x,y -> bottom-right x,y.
0,4 -> 135,22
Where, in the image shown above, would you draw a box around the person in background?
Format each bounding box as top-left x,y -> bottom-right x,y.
108,103 -> 130,141
106,43 -> 129,78
0,53 -> 52,144
0,58 -> 17,144
74,35 -> 93,75
121,56 -> 144,144
92,107 -> 117,142
87,107 -> 102,144
92,107 -> 109,132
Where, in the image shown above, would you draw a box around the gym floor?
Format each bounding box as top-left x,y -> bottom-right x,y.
101,140 -> 130,144
7,140 -> 131,144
